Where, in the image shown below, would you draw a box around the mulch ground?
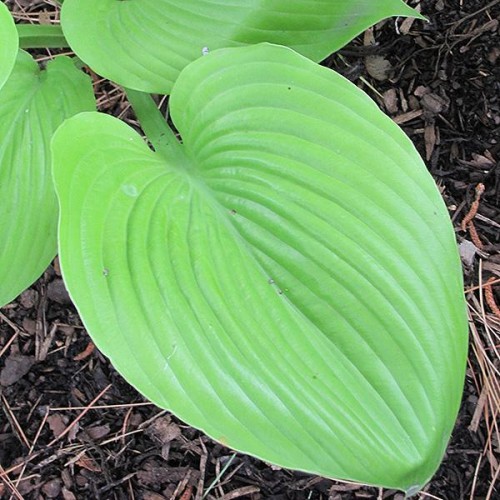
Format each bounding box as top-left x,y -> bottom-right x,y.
1,1 -> 499,499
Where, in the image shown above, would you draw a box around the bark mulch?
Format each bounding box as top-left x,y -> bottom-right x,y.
1,1 -> 499,499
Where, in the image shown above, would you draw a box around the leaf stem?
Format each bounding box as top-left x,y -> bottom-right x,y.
125,88 -> 184,162
17,24 -> 69,49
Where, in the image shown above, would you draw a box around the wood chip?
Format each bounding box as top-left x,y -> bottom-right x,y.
383,89 -> 399,114
41,478 -> 62,499
392,109 -> 423,124
424,121 -> 437,160
219,486 -> 260,499
421,93 -> 449,114
61,487 -> 77,500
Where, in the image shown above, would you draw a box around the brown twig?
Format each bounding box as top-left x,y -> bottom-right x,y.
468,221 -> 484,250
0,464 -> 23,500
73,341 -> 95,361
195,439 -> 208,500
462,183 -> 485,231
484,278 -> 500,319
14,408 -> 49,492
0,331 -> 19,359
219,486 -> 261,500
486,463 -> 500,500
120,406 -> 134,445
1,394 -> 31,448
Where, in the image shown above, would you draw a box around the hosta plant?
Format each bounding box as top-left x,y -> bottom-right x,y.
0,1 -> 468,496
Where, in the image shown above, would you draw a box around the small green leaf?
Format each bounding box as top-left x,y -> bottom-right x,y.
52,44 -> 467,493
61,0 -> 421,93
0,2 -> 18,90
0,52 -> 95,307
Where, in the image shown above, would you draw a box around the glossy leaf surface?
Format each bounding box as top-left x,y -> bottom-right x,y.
61,0 -> 421,93
52,44 -> 467,493
0,1 -> 18,90
0,52 -> 95,307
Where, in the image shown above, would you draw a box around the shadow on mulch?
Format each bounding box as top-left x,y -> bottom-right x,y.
1,0 -> 499,499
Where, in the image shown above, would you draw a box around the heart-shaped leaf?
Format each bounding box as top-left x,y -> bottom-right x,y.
61,0 -> 421,93
52,44 -> 467,493
0,52 -> 95,307
0,2 -> 18,90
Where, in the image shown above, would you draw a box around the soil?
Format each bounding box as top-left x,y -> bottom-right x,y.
1,1 -> 499,499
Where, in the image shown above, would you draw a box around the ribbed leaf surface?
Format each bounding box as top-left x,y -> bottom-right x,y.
0,2 -> 18,90
52,44 -> 467,493
61,0 -> 420,93
0,52 -> 95,307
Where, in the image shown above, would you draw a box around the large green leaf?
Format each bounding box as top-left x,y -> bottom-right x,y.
61,0 -> 421,94
0,1 -> 18,90
52,44 -> 467,493
0,52 -> 95,307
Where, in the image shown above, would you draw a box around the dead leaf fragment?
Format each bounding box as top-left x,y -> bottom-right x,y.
146,416 -> 181,444
75,453 -> 102,472
470,153 -> 495,169
365,55 -> 392,81
459,240 -> 478,268
38,11 -> 52,25
47,413 -> 68,439
85,424 -> 111,440
0,354 -> 35,386
399,3 -> 421,35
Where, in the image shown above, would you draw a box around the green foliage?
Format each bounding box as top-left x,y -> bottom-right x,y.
0,52 -> 95,306
0,1 -> 18,90
52,44 -> 467,493
0,2 -> 467,495
60,0 -> 421,93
